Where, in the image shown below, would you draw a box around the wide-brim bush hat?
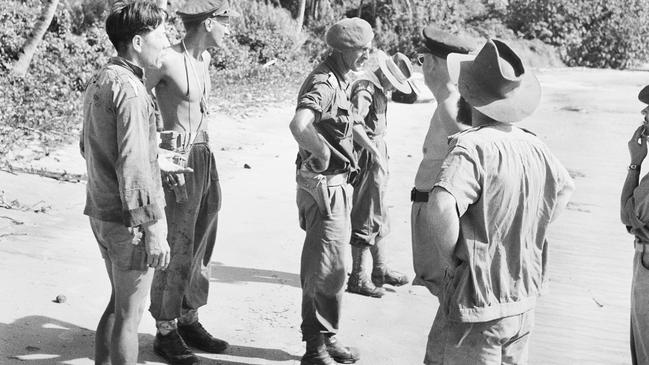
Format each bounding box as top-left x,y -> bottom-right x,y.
326,17 -> 374,51
639,85 -> 649,104
419,25 -> 475,59
375,51 -> 412,94
447,39 -> 541,123
177,0 -> 240,21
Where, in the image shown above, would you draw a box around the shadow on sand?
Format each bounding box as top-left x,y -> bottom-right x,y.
209,262 -> 300,288
1,315 -> 300,364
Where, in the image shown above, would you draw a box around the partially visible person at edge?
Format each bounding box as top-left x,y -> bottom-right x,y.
79,2 -> 188,364
416,39 -> 574,364
144,0 -> 238,364
620,85 -> 649,365
346,51 -> 412,298
288,17 -> 373,365
410,26 -> 475,295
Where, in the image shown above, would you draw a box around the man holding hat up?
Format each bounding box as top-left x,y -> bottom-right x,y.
145,1 -> 238,363
410,26 -> 476,294
420,39 -> 574,364
289,17 -> 373,365
346,51 -> 412,298
620,85 -> 649,365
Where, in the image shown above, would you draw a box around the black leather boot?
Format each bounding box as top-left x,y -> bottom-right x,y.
177,321 -> 229,354
153,330 -> 200,365
325,335 -> 360,364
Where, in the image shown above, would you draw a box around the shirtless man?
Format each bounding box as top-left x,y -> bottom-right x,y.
145,1 -> 238,364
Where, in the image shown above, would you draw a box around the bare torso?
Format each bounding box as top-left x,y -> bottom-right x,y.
149,43 -> 212,138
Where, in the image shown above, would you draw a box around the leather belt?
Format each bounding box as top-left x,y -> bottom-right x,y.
298,168 -> 348,186
411,187 -> 430,202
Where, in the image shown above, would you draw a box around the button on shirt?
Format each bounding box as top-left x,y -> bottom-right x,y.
80,57 -> 165,227
431,124 -> 572,322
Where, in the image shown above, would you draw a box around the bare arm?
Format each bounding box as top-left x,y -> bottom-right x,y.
289,108 -> 330,172
429,186 -> 460,270
621,126 -> 648,224
413,186 -> 460,297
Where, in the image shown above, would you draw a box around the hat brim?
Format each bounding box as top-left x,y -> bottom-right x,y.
639,85 -> 649,104
377,57 -> 412,94
448,52 -> 541,123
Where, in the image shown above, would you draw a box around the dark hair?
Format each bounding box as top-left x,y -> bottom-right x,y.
456,96 -> 472,126
106,1 -> 166,53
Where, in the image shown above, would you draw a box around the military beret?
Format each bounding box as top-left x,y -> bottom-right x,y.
420,25 -> 475,59
326,18 -> 374,51
177,0 -> 239,21
639,85 -> 649,105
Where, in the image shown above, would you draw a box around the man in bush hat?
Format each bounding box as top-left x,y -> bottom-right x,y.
620,85 -> 649,365
346,51 -> 412,298
289,17 -> 373,365
410,26 -> 476,297
145,1 -> 239,364
419,38 -> 574,364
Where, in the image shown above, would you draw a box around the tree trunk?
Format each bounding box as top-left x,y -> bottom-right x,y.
11,0 -> 59,77
296,0 -> 307,32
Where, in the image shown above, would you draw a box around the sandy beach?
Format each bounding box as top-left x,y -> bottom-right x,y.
0,67 -> 645,364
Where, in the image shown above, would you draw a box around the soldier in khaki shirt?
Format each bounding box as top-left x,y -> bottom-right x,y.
289,17 -> 373,365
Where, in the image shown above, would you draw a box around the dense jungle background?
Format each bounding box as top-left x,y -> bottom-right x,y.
2,0 -> 649,160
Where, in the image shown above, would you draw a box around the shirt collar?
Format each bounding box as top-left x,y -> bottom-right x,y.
108,57 -> 145,81
324,54 -> 349,89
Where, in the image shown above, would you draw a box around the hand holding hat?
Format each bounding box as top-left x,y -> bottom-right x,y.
375,50 -> 413,94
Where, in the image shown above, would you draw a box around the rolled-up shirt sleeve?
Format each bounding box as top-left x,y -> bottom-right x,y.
113,86 -> 164,227
297,81 -> 334,116
433,143 -> 482,215
623,174 -> 649,230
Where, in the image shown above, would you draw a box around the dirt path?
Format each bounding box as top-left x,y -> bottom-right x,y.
0,68 -> 645,364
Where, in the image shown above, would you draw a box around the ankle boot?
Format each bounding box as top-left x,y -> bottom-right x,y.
347,245 -> 384,298
325,335 -> 360,364
302,334 -> 334,365
371,237 -> 409,287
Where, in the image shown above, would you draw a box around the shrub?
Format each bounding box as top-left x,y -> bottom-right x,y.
506,0 -> 649,68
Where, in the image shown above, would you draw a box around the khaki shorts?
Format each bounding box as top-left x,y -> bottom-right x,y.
89,217 -> 148,271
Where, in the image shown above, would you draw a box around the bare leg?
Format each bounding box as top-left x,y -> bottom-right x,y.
110,265 -> 153,365
95,259 -> 116,365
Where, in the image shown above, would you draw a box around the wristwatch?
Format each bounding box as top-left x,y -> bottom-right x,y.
629,164 -> 641,171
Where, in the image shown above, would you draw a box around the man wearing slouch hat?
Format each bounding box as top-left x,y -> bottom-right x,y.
420,38 -> 574,364
145,0 -> 238,363
289,17 -> 373,365
346,51 -> 413,298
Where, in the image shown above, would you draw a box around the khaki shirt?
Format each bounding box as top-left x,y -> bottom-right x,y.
81,57 -> 165,226
432,124 -> 572,322
349,72 -> 387,138
295,55 -> 356,175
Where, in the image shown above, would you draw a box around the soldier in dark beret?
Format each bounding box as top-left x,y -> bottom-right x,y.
289,17 -> 373,365
410,25 -> 476,303
145,1 -> 238,364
